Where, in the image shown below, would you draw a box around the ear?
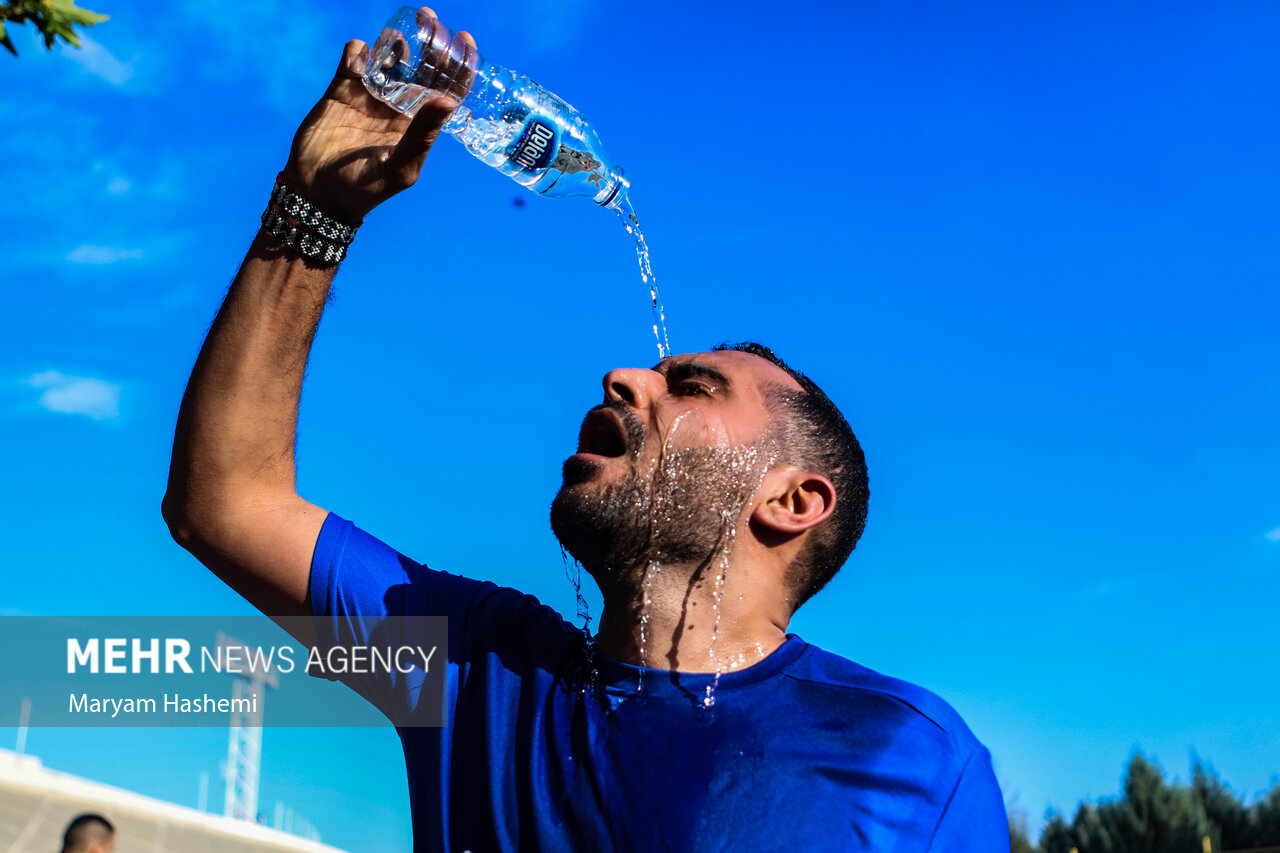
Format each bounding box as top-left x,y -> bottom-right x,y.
752,467 -> 836,535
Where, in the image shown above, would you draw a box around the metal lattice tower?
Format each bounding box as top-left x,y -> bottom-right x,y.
217,632 -> 278,822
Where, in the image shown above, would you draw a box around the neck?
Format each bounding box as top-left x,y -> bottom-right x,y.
592,555 -> 789,674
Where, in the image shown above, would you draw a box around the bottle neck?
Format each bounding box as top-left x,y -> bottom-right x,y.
597,165 -> 630,208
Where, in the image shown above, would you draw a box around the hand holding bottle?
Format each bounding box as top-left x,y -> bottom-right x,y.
283,9 -> 477,225
364,6 -> 629,208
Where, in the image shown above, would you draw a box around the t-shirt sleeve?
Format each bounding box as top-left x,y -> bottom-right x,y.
307,511 -> 578,724
307,511 -> 491,721
927,745 -> 1010,852
308,511 -> 494,642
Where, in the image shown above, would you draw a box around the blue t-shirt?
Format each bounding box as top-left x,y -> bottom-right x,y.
309,513 -> 1009,852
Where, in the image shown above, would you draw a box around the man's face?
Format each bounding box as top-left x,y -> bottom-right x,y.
550,350 -> 802,576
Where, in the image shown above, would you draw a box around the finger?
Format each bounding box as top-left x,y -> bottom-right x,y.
415,7 -> 438,28
336,39 -> 368,79
441,30 -> 479,102
414,14 -> 451,90
385,93 -> 458,188
375,26 -> 405,71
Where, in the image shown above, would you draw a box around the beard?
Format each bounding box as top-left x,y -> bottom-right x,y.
550,407 -> 773,581
550,460 -> 655,578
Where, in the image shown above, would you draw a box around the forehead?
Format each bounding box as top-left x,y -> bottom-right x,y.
657,350 -> 805,394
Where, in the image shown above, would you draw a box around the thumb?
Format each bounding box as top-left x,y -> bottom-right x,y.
385,93 -> 459,189
320,40 -> 370,100
337,39 -> 368,80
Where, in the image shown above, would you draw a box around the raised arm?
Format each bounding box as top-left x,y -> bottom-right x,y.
162,27 -> 474,626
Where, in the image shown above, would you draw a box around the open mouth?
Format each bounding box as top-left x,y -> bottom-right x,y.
576,408 -> 628,458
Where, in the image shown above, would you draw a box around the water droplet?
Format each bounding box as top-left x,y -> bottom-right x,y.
561,546 -> 596,695
613,197 -> 671,359
571,418 -> 779,710
694,444 -> 777,712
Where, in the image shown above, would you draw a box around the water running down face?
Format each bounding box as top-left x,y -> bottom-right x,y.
549,351 -> 800,582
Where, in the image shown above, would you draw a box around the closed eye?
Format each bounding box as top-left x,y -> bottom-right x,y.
675,380 -> 712,397
663,361 -> 730,399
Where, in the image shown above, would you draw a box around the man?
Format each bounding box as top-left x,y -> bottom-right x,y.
163,15 -> 1009,852
60,814 -> 114,853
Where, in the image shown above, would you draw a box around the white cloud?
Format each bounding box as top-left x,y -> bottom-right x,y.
66,244 -> 146,264
1266,528 -> 1280,542
27,371 -> 121,421
66,34 -> 135,86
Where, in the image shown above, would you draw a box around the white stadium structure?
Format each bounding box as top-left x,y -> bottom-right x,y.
0,749 -> 346,853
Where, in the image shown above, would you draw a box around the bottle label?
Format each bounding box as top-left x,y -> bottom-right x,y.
510,118 -> 558,172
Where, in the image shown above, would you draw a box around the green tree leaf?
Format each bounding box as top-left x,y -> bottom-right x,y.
1,0 -> 108,56
48,0 -> 109,27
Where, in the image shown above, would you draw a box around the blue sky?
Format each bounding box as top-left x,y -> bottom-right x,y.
2,1 -> 1278,849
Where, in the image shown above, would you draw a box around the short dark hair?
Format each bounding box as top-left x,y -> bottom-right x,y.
62,813 -> 114,853
715,342 -> 869,608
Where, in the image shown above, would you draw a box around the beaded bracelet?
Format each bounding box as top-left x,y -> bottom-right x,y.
260,174 -> 360,264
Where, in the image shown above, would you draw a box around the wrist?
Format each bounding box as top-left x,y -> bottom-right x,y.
259,172 -> 361,265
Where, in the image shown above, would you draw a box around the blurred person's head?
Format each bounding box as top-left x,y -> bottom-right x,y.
61,813 -> 114,853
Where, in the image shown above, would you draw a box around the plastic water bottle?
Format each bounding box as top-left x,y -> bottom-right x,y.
362,7 -> 630,208
361,7 -> 670,359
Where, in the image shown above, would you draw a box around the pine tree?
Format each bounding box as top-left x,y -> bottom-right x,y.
1029,752 -> 1272,853
1010,807 -> 1036,853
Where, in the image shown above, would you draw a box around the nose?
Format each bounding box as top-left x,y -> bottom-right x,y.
602,367 -> 656,409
